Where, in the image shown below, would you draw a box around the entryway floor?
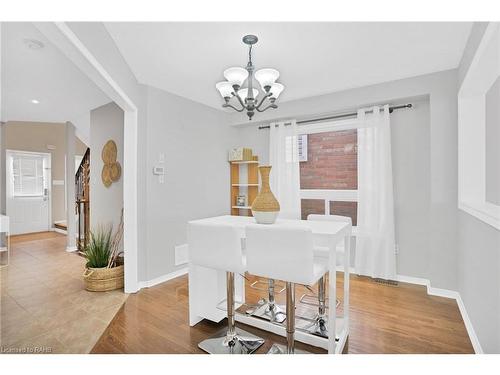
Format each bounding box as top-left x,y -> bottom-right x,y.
0,232 -> 127,354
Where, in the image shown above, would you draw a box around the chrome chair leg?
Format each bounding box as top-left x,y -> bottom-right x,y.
199,272 -> 265,354
297,276 -> 329,338
268,282 -> 310,354
247,279 -> 286,323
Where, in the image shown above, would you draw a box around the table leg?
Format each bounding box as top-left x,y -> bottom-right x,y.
343,232 -> 351,344
327,240 -> 337,354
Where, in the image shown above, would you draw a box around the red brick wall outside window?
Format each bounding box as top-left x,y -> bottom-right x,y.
299,130 -> 358,224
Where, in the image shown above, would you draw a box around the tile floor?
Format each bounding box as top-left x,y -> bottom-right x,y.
0,232 -> 127,354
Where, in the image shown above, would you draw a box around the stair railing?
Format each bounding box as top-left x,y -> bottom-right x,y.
75,148 -> 90,252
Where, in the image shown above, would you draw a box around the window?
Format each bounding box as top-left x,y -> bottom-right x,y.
12,154 -> 45,197
299,128 -> 358,224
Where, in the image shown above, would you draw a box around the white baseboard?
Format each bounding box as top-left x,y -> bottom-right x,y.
66,246 -> 78,252
396,274 -> 482,354
396,274 -> 430,287
427,286 -> 460,299
138,267 -> 188,289
456,294 -> 484,354
53,227 -> 67,235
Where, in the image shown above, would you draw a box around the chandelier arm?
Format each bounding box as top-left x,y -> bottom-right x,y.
234,92 -> 247,109
256,103 -> 278,113
255,92 -> 272,110
223,103 -> 245,112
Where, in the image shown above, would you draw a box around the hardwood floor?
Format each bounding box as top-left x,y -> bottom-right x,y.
92,273 -> 474,354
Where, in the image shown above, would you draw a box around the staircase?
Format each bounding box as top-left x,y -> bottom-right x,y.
75,148 -> 90,252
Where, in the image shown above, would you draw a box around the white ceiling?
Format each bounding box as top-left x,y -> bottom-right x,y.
105,22 -> 472,110
1,22 -> 110,141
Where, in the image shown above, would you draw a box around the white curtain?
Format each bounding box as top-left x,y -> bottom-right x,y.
269,120 -> 301,220
355,105 -> 397,280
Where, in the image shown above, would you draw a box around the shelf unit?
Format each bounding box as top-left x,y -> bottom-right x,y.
230,156 -> 259,216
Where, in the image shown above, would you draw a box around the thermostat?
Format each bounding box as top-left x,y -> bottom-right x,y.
153,166 -> 165,175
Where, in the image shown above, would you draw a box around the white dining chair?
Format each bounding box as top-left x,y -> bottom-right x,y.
300,214 -> 352,338
245,223 -> 328,354
188,221 -> 265,354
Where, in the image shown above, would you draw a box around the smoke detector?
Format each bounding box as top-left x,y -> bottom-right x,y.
23,38 -> 44,50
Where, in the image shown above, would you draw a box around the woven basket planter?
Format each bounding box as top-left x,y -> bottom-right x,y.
83,264 -> 124,292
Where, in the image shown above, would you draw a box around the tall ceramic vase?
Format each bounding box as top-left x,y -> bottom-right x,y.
251,166 -> 280,224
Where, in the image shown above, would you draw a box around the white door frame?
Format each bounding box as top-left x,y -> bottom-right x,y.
34,22 -> 139,293
6,149 -> 52,234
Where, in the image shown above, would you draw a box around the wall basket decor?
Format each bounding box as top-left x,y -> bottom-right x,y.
101,140 -> 121,187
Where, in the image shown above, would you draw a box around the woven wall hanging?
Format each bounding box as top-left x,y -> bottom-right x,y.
101,140 -> 121,187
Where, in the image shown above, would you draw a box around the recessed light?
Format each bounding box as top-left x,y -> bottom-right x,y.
31,99 -> 40,104
23,39 -> 44,50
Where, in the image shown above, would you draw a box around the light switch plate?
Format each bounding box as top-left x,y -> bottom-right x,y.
153,166 -> 165,175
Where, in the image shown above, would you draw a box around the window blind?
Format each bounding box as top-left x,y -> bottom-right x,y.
12,154 -> 44,196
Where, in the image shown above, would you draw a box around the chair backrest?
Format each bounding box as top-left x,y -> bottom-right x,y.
308,214 -> 353,261
245,224 -> 314,285
188,222 -> 245,274
307,214 -> 352,225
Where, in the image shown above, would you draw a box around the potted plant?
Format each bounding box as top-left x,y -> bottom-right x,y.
82,213 -> 124,292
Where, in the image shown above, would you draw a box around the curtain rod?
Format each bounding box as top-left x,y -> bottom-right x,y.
257,103 -> 413,130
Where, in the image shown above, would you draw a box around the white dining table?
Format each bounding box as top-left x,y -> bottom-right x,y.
187,215 -> 352,354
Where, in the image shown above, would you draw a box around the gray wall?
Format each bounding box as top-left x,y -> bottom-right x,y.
235,70 -> 457,289
0,122 -> 5,214
457,211 -> 500,353
391,98 -> 431,279
145,86 -> 237,280
1,26 -> 4,215
4,121 -> 87,223
457,22 -> 500,353
485,77 -> 500,205
89,102 -> 124,234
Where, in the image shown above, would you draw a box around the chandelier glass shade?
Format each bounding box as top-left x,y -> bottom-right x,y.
223,67 -> 249,87
215,35 -> 284,120
237,88 -> 259,101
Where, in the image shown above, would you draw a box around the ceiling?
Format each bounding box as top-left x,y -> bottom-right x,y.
105,22 -> 472,110
1,22 -> 110,141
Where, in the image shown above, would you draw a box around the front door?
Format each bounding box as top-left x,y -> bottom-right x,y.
6,150 -> 51,235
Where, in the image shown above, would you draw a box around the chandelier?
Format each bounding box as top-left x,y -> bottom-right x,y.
215,35 -> 284,120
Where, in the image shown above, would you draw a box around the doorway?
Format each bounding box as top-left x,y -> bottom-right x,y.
6,150 -> 51,235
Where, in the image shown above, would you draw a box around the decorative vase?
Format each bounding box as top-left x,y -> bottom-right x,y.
251,166 -> 280,224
